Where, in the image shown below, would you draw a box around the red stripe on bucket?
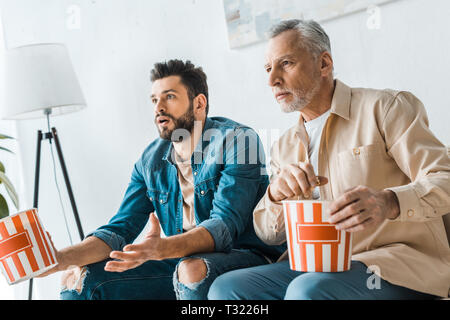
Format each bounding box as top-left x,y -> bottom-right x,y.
25,210 -> 51,267
11,215 -> 39,273
0,222 -> 15,282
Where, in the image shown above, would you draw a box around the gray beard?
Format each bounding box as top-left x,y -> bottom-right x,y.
280,80 -> 321,113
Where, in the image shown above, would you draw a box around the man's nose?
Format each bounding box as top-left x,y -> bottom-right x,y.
154,100 -> 166,115
268,69 -> 282,88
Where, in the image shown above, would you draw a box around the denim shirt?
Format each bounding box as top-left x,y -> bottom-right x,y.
88,117 -> 286,262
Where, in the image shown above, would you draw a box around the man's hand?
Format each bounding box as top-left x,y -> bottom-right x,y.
327,186 -> 400,232
37,232 -> 113,277
36,232 -> 66,277
268,162 -> 328,202
105,212 -> 165,273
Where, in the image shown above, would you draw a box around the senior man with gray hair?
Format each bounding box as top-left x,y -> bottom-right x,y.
208,19 -> 450,300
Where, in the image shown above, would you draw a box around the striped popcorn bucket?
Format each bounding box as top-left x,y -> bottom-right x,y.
282,200 -> 352,272
0,208 -> 57,284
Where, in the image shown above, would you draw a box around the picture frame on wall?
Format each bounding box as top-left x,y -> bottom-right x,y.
223,0 -> 398,49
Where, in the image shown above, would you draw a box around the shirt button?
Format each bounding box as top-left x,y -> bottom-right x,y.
160,199 -> 164,203
200,190 -> 205,195
353,148 -> 360,155
194,171 -> 198,176
149,197 -> 153,201
407,209 -> 414,217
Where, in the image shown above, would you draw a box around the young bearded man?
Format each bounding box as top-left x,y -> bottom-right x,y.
208,19 -> 450,300
41,59 -> 285,300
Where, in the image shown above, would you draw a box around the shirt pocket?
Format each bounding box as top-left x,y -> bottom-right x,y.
338,143 -> 385,160
146,189 -> 169,225
336,143 -> 388,191
194,175 -> 220,198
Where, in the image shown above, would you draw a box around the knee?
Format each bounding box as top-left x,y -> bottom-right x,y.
60,266 -> 89,300
177,258 -> 207,285
207,271 -> 243,300
285,274 -> 335,300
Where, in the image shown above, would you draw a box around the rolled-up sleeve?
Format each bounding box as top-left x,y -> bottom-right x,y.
198,128 -> 269,252
85,229 -> 127,252
197,218 -> 233,253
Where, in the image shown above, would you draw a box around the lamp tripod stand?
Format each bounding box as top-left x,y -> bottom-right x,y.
28,126 -> 84,300
1,43 -> 87,300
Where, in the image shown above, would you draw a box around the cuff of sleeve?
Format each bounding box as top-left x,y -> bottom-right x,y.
85,229 -> 127,252
198,219 -> 233,253
253,186 -> 285,245
386,184 -> 423,222
265,186 -> 284,221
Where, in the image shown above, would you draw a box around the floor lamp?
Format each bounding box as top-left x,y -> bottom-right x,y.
0,43 -> 87,299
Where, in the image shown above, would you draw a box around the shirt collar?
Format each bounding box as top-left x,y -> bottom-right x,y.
294,79 -> 351,141
330,79 -> 351,121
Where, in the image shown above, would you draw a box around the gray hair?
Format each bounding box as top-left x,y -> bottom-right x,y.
269,19 -> 332,60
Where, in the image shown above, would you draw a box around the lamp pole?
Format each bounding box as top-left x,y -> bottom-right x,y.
28,126 -> 84,300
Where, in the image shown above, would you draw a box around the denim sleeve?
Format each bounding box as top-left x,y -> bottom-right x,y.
198,219 -> 233,253
85,229 -> 127,252
87,159 -> 154,250
198,127 -> 268,252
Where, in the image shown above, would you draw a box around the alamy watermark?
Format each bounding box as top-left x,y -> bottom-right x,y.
66,4 -> 81,30
366,5 -> 381,30
366,264 -> 382,290
167,121 -> 280,176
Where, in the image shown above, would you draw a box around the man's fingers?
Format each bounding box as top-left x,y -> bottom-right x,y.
339,217 -> 375,233
271,161 -> 329,201
123,242 -> 147,252
110,250 -> 141,260
328,188 -> 362,217
147,212 -> 161,237
328,199 -> 365,224
316,176 -> 328,186
46,231 -> 57,251
284,173 -> 303,196
104,260 -> 141,273
334,208 -> 369,230
298,162 -> 318,188
289,168 -> 312,198
273,178 -> 295,200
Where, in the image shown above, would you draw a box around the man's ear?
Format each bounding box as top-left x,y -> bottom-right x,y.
194,94 -> 207,115
320,51 -> 333,77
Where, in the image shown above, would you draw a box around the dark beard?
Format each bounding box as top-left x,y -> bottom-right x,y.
155,100 -> 195,142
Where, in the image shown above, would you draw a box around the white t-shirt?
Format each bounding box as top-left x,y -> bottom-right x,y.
303,109 -> 331,199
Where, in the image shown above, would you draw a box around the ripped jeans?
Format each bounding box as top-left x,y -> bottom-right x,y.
59,249 -> 268,300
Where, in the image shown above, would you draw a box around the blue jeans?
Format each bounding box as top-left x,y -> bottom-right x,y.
208,260 -> 436,300
60,249 -> 268,300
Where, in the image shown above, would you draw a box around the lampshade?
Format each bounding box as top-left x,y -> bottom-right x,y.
0,43 -> 86,120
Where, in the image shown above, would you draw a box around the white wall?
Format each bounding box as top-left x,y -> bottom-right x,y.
0,0 -> 448,299
0,11 -> 24,299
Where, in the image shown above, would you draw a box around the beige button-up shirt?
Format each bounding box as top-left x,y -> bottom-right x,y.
254,79 -> 450,297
